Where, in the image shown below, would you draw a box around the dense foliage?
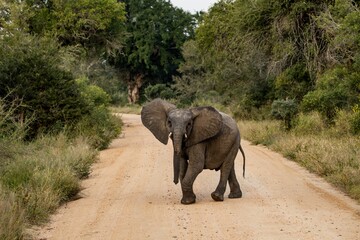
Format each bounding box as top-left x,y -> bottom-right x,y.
0,0 -> 125,143
0,33 -> 88,138
173,0 -> 360,133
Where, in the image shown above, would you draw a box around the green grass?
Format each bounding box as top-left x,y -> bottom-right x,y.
239,115 -> 360,202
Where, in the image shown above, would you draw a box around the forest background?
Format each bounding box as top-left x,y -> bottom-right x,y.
0,0 -> 359,239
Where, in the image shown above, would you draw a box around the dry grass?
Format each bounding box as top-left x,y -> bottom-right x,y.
0,135 -> 98,238
0,186 -> 24,240
239,119 -> 360,202
110,105 -> 142,115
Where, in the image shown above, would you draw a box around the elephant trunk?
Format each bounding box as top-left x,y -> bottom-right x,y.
172,132 -> 183,185
173,153 -> 180,184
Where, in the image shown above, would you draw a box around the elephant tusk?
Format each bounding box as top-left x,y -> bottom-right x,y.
184,133 -> 188,139
169,132 -> 173,138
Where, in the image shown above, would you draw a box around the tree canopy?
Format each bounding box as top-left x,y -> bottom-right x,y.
112,0 -> 195,103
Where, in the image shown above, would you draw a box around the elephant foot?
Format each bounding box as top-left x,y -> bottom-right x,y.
228,190 -> 242,199
181,193 -> 196,205
211,191 -> 224,202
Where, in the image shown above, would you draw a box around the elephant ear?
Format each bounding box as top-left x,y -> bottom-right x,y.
141,98 -> 176,145
187,106 -> 223,146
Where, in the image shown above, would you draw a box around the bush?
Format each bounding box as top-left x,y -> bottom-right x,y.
0,33 -> 88,139
351,104 -> 360,134
76,77 -> 111,108
271,99 -> 298,130
301,67 -> 360,121
73,106 -> 122,150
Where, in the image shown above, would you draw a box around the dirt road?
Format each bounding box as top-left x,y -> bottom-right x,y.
36,114 -> 360,240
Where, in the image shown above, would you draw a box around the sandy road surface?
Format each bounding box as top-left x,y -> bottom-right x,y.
36,114 -> 360,240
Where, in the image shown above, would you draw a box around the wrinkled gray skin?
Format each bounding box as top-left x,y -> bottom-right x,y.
141,99 -> 245,204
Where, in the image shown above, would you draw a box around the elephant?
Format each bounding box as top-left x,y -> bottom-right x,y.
141,98 -> 245,204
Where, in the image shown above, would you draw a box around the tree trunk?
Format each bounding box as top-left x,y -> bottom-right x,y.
127,73 -> 144,104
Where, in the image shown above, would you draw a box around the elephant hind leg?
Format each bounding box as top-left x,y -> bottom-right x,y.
211,147 -> 239,201
228,165 -> 242,198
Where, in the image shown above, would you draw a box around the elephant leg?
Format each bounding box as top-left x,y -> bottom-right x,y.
211,165 -> 230,201
211,147 -> 238,202
180,148 -> 204,204
179,158 -> 188,183
228,164 -> 242,198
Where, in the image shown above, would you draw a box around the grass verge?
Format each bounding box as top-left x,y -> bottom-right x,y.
239,119 -> 360,202
0,135 -> 98,238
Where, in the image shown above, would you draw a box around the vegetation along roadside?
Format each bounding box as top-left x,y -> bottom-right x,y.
239,111 -> 360,203
1,0 -> 360,239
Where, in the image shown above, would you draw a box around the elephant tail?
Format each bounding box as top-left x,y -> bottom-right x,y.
239,143 -> 246,178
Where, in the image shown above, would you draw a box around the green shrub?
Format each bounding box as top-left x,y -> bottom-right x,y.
71,77 -> 121,149
350,104 -> 360,134
271,99 -> 298,130
0,33 -> 88,139
76,77 -> 111,108
73,107 -> 122,149
301,67 -> 360,121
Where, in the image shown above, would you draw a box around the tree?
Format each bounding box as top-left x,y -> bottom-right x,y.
112,0 -> 195,104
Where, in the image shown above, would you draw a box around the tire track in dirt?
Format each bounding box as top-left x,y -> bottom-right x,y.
35,114 -> 360,240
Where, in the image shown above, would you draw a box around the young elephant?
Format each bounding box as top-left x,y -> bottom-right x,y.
141,99 -> 245,204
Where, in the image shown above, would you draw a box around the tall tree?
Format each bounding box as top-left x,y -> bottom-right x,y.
113,0 -> 195,104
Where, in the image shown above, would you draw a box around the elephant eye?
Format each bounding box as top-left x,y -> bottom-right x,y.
167,120 -> 172,128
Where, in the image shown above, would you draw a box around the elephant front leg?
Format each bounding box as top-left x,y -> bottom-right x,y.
179,157 -> 188,183
180,155 -> 203,204
180,168 -> 201,204
181,184 -> 196,205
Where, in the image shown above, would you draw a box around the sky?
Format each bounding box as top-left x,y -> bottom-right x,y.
170,0 -> 218,13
